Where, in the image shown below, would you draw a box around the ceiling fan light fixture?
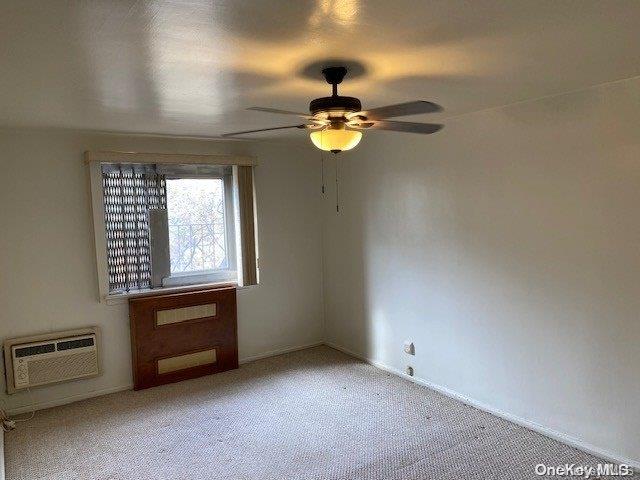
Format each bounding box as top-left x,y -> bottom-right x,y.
310,126 -> 362,153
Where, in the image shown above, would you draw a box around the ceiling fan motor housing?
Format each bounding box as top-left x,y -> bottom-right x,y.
309,96 -> 361,116
309,66 -> 362,117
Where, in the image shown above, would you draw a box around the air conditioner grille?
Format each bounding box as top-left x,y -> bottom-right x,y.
15,343 -> 55,358
57,337 -> 95,351
27,351 -> 98,386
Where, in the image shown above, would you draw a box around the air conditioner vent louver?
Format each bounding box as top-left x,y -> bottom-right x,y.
57,337 -> 95,351
4,328 -> 100,394
15,343 -> 55,358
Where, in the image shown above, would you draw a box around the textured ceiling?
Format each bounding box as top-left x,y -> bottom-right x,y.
1,0 -> 640,138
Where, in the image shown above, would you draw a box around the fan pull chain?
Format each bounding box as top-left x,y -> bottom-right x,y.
320,129 -> 326,194
334,152 -> 339,213
321,153 -> 325,194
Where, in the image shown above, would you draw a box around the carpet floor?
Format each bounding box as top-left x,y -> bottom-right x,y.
4,346 -> 628,480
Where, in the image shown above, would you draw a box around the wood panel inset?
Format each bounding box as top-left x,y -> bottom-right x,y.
129,287 -> 238,390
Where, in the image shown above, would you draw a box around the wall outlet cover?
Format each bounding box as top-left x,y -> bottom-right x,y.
403,341 -> 415,355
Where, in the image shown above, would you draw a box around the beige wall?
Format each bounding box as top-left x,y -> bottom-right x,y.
322,78 -> 640,464
0,128 -> 324,412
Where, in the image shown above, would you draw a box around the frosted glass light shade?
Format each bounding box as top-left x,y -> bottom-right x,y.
310,128 -> 362,152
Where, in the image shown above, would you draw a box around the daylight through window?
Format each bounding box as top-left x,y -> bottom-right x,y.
166,178 -> 228,274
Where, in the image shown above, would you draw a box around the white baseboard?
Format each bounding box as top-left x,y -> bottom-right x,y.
324,341 -> 640,470
6,341 -> 324,416
239,341 -> 324,364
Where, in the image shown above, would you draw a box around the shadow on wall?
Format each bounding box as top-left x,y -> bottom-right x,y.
321,82 -> 640,460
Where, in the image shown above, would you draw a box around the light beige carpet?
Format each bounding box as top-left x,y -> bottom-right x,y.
4,346 -> 629,480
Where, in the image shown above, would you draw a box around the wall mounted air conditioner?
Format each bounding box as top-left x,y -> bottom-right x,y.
3,327 -> 101,394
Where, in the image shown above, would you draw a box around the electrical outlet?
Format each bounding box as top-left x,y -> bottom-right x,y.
403,341 -> 415,355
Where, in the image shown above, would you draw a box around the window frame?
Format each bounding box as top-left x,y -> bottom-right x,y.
86,150 -> 257,304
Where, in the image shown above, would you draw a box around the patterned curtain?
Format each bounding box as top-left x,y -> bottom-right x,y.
102,164 -> 166,292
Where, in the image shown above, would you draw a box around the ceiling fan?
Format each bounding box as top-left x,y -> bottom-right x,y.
223,66 -> 443,153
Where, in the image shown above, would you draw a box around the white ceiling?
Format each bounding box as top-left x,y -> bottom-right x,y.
1,1 -> 640,138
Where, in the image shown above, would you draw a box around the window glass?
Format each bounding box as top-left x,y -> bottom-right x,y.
166,178 -> 228,274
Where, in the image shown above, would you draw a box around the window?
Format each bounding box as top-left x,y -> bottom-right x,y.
162,173 -> 237,287
166,178 -> 228,274
87,152 -> 258,301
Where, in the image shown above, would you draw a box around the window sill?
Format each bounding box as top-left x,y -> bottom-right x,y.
103,281 -> 257,305
162,270 -> 237,288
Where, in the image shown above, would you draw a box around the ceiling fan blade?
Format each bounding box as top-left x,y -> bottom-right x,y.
349,101 -> 442,120
222,124 -> 307,137
247,107 -> 311,118
369,120 -> 443,134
